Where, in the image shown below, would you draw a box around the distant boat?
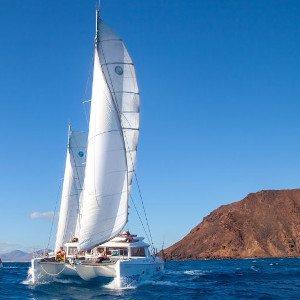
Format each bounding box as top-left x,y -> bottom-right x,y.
31,9 -> 164,286
0,258 -> 3,269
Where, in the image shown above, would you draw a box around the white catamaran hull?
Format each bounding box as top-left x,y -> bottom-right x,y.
75,257 -> 164,284
31,258 -> 77,283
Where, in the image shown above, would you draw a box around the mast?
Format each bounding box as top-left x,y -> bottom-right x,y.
95,9 -> 99,46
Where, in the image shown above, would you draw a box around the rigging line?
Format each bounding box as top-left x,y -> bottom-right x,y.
46,179 -> 63,250
82,47 -> 95,128
130,195 -> 153,250
133,172 -> 154,249
96,20 -> 154,248
119,116 -> 154,249
121,129 -> 155,250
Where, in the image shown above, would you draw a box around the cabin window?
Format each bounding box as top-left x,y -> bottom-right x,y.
68,247 -> 78,256
119,248 -> 128,256
106,247 -> 128,256
131,247 -> 145,257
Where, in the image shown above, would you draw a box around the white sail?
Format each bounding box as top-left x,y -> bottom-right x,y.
98,19 -> 140,192
55,129 -> 86,252
78,16 -> 140,251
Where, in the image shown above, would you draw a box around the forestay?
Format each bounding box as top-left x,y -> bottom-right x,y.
78,16 -> 140,251
55,129 -> 86,252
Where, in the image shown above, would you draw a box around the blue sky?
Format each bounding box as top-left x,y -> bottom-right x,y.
0,0 -> 300,253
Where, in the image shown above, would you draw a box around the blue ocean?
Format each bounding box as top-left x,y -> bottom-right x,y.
1,258 -> 300,299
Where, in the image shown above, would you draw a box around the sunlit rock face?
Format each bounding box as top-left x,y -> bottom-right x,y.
164,189 -> 300,260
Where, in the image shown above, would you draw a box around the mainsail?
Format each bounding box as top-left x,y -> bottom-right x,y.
55,128 -> 86,252
78,13 -> 140,251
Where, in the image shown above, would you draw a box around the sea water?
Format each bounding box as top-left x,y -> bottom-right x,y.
1,258 -> 300,299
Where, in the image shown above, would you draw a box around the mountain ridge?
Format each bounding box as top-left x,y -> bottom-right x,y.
0,249 -> 52,262
163,189 -> 300,260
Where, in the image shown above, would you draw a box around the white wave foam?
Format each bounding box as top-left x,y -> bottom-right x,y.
141,280 -> 178,287
250,266 -> 259,272
104,277 -> 178,290
21,267 -> 33,285
164,270 -> 184,275
53,278 -> 76,284
21,267 -> 55,286
184,270 -> 206,276
165,269 -> 206,276
104,277 -> 137,290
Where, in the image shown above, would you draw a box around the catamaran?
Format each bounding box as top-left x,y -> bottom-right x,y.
31,9 -> 164,285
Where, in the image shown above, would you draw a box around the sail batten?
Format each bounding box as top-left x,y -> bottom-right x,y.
77,15 -> 140,251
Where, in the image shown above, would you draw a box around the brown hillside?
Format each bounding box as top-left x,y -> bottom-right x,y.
164,189 -> 300,260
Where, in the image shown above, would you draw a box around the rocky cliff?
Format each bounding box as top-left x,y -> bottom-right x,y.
164,189 -> 300,260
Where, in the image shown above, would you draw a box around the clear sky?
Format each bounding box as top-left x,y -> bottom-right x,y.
0,0 -> 300,254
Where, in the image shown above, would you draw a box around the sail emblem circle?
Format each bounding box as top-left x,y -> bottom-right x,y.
115,66 -> 123,75
78,151 -> 84,157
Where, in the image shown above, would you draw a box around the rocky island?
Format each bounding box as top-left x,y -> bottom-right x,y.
164,189 -> 300,260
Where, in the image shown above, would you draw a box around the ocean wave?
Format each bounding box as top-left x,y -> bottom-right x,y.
141,280 -> 178,287
104,277 -> 138,290
3,267 -> 28,269
165,269 -> 207,276
164,270 -> 184,275
104,277 -> 179,290
184,270 -> 207,276
21,267 -> 33,285
21,267 -> 54,286
250,266 -> 259,272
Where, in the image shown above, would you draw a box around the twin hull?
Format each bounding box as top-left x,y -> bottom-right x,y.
31,257 -> 164,285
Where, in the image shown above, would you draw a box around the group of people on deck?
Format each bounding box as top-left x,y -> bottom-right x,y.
54,231 -> 135,263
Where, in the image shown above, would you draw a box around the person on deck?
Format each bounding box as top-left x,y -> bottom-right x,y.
55,247 -> 66,262
121,230 -> 135,242
95,251 -> 108,263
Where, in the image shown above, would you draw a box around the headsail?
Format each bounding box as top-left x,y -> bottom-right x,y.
55,128 -> 86,252
78,13 -> 140,251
